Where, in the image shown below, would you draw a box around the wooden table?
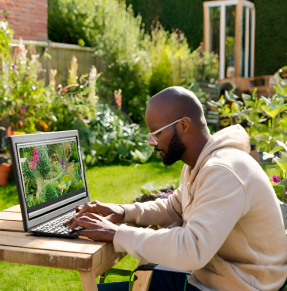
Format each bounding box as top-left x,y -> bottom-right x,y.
0,205 -> 126,291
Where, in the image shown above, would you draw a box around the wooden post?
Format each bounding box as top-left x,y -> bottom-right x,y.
203,2 -> 210,52
235,0 -> 243,77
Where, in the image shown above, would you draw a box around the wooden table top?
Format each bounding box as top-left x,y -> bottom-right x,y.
0,205 -> 119,272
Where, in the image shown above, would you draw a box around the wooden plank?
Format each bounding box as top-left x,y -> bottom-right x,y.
0,231 -> 105,254
235,0 -> 243,77
0,220 -> 24,232
0,212 -> 22,221
0,245 -> 93,271
2,205 -> 21,213
79,270 -> 99,291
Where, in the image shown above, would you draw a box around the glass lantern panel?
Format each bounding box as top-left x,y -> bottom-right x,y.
225,5 -> 236,78
209,6 -> 220,55
241,6 -> 246,77
249,8 -> 253,77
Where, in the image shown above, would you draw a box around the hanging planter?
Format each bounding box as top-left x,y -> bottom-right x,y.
0,163 -> 11,186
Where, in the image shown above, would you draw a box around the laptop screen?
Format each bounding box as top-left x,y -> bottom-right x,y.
17,137 -> 87,220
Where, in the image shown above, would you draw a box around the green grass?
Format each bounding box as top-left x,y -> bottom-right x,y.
0,157 -> 184,290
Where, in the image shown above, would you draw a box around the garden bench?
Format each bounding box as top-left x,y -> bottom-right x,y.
0,204 -> 126,291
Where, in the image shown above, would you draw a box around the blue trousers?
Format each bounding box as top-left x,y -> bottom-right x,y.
148,270 -> 200,291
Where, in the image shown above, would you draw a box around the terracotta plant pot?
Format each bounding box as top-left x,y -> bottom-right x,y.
0,163 -> 11,186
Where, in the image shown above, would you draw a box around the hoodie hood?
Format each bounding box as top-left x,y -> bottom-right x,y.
184,125 -> 250,184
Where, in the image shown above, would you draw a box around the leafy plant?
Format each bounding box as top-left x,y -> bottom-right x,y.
133,180 -> 180,203
207,90 -> 243,127
42,181 -> 60,202
265,140 -> 287,202
72,103 -> 153,165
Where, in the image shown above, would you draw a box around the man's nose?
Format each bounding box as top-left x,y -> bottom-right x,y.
148,135 -> 157,147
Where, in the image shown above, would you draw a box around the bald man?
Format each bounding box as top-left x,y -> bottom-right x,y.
66,87 -> 287,291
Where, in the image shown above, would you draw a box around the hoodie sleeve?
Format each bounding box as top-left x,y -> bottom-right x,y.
120,184 -> 184,227
114,165 -> 249,271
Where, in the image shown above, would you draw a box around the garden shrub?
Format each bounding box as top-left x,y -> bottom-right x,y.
37,146 -> 53,179
22,162 -> 35,181
48,0 -> 151,124
42,181 -> 60,202
72,103 -> 153,165
126,0 -> 203,52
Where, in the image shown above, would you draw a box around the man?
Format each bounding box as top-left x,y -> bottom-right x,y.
66,87 -> 287,291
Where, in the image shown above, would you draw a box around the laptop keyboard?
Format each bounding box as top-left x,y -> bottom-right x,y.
30,210 -> 76,235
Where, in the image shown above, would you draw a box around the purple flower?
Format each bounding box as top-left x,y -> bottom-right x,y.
11,63 -> 17,70
272,175 -> 281,183
61,155 -> 66,169
21,105 -> 27,111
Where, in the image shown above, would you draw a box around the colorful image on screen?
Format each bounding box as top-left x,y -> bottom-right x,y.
19,141 -> 84,209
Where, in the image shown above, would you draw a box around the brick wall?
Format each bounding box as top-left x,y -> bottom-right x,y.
0,0 -> 47,41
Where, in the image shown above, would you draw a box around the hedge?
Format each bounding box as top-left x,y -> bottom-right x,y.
125,0 -> 203,51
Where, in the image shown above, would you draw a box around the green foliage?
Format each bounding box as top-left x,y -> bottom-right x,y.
42,181 -> 60,202
48,0 -> 151,123
190,45 -> 219,83
19,147 -> 34,159
69,141 -> 79,163
47,0 -> 218,124
0,21 -> 13,56
72,103 -> 153,165
37,146 -> 52,179
207,89 -> 243,126
22,162 -> 35,181
0,28 -> 52,134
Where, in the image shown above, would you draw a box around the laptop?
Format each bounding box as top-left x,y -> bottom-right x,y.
8,130 -> 90,238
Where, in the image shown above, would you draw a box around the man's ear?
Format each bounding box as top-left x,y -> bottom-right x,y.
180,117 -> 192,133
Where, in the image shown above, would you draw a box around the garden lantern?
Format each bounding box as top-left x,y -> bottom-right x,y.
203,0 -> 256,80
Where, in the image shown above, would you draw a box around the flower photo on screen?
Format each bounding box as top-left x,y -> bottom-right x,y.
19,141 -> 84,208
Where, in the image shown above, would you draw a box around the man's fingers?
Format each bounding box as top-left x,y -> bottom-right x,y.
68,216 -> 99,231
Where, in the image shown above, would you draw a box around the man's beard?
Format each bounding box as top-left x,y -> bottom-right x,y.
155,128 -> 186,166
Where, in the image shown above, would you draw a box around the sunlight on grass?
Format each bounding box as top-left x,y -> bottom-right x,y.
0,158 -> 184,290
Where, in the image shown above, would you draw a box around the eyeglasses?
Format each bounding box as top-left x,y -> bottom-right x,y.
148,118 -> 186,145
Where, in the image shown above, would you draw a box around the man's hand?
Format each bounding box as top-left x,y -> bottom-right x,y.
68,212 -> 118,242
64,200 -> 125,226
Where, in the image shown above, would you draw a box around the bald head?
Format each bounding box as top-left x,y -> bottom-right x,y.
145,86 -> 211,168
146,86 -> 207,128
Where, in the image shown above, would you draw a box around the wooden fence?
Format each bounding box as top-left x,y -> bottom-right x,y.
11,39 -> 104,86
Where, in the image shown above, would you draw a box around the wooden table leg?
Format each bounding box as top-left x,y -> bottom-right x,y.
79,270 -> 98,291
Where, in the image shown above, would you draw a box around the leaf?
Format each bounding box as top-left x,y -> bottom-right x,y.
276,140 -> 287,151
272,184 -> 284,196
262,152 -> 275,160
274,157 -> 287,173
268,145 -> 285,155
130,149 -> 149,163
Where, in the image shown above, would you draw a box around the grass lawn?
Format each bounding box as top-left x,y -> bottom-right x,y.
0,157 -> 184,290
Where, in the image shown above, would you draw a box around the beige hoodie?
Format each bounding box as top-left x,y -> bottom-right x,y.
113,125 -> 287,291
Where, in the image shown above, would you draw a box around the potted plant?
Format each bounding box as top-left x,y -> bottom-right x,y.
0,161 -> 11,186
